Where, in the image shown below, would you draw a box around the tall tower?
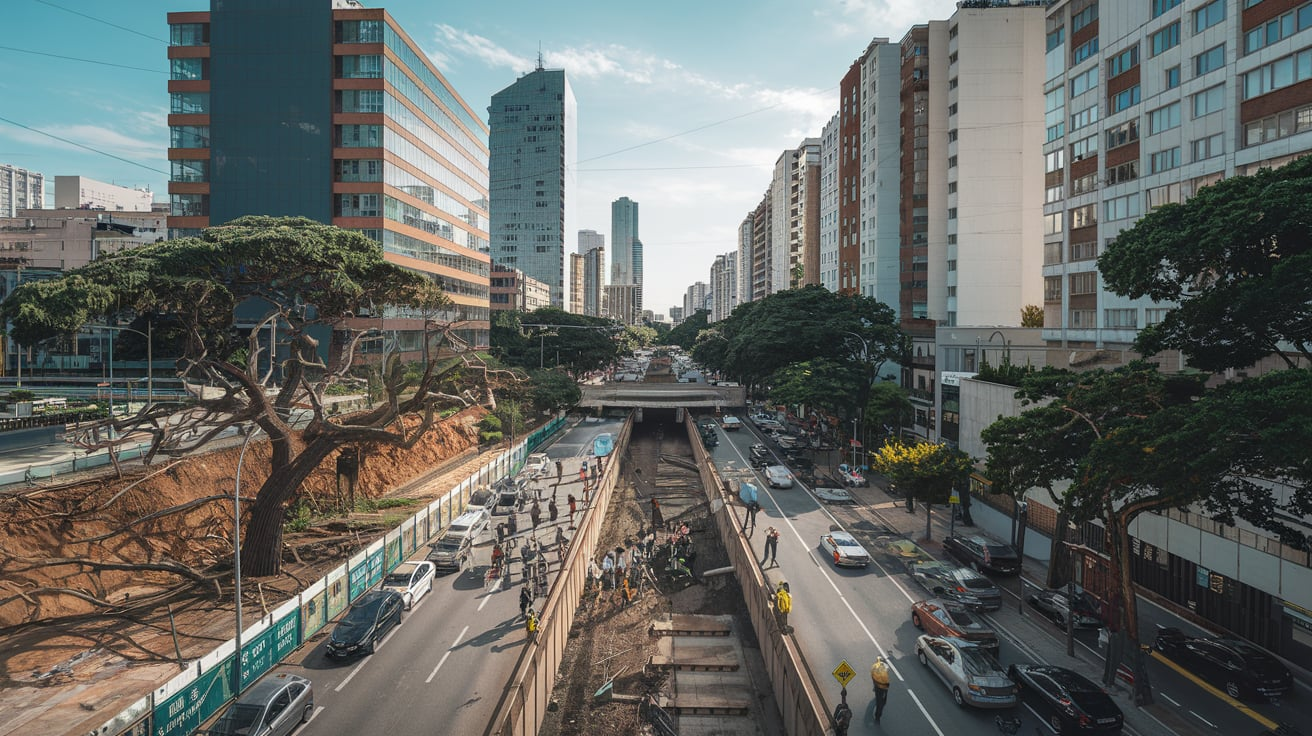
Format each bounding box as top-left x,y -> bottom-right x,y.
488,65 -> 577,309
610,196 -> 641,310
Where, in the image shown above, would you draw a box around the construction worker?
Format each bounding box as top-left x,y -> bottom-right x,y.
870,655 -> 891,722
525,606 -> 539,643
774,581 -> 792,633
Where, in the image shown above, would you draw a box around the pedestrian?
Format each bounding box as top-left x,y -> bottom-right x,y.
746,500 -> 761,529
525,607 -> 539,643
761,526 -> 780,566
579,466 -> 587,484
555,460 -> 563,484
496,521 -> 506,544
546,496 -> 557,522
602,551 -> 616,589
529,500 -> 542,530
615,545 -> 627,581
870,656 -> 890,722
773,581 -> 792,632
507,512 -> 518,537
567,494 -> 577,527
651,497 -> 664,530
517,490 -> 526,512
644,530 -> 656,560
519,585 -> 532,618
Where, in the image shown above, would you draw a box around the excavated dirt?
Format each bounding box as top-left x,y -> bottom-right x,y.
0,407 -> 493,735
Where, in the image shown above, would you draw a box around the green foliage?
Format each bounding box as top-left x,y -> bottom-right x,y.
767,359 -> 861,418
975,355 -> 1037,387
666,309 -> 709,349
1099,154 -> 1312,371
1020,305 -> 1044,328
8,389 -> 36,401
869,440 -> 973,506
284,500 -> 314,533
479,414 -> 503,433
489,307 -> 620,375
527,368 -> 580,412
864,381 -> 914,435
358,497 -> 416,511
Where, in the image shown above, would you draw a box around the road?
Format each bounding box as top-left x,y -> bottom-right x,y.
263,417 -> 624,736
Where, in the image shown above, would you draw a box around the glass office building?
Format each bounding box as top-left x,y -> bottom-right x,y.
167,0 -> 491,352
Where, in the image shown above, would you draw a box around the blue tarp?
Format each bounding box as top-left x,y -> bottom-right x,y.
739,482 -> 758,505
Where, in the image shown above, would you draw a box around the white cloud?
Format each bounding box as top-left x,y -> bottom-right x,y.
822,0 -> 964,38
431,24 -> 534,74
0,122 -> 163,164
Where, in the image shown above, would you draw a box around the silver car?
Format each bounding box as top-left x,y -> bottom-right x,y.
208,673 -> 313,736
915,635 -> 1017,709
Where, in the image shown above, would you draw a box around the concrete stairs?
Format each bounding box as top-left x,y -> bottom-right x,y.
648,614 -> 758,730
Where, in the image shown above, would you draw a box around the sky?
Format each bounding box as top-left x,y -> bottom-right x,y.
0,0 -> 963,318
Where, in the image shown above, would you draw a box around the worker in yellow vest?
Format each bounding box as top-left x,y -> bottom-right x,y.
870,655 -> 890,722
774,581 -> 792,633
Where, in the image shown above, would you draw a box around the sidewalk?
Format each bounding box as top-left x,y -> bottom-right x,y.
846,477 -> 1195,736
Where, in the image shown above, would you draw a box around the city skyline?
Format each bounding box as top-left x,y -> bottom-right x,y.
0,0 -> 963,316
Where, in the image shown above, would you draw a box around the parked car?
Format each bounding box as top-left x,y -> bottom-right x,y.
381,560 -> 435,609
448,507 -> 490,539
1153,627 -> 1293,701
819,530 -> 871,568
522,452 -> 550,477
327,590 -> 403,658
812,486 -> 854,504
763,465 -> 794,489
911,598 -> 999,651
492,478 -> 526,515
914,635 -> 1016,708
749,443 -> 772,463
1027,588 -> 1102,629
1008,663 -> 1124,734
754,418 -> 783,432
466,486 -> 495,512
208,673 -> 314,736
943,535 -> 1021,575
908,561 -> 1002,611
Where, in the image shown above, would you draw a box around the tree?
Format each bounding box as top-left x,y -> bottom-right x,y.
1020,304 -> 1044,328
665,309 -> 709,349
1099,154 -> 1312,371
864,381 -> 913,441
766,359 -> 861,419
0,216 -> 513,576
868,440 -> 972,541
526,368 -> 581,414
492,308 -> 621,376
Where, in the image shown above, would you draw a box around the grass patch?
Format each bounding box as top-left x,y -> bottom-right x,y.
357,497 -> 416,512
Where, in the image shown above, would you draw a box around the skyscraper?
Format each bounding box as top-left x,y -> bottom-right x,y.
0,164 -> 45,216
165,0 -> 492,351
488,65 -> 577,309
610,196 -> 641,310
577,228 -> 603,254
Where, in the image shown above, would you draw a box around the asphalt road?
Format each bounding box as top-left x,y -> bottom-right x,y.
262,416 -> 624,736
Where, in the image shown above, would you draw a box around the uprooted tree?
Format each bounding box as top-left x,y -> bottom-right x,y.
0,216 -> 517,577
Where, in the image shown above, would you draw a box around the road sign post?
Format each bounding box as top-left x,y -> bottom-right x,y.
832,659 -> 856,690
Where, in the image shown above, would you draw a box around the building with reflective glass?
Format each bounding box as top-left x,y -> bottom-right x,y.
488,67 -> 577,310
166,0 -> 492,351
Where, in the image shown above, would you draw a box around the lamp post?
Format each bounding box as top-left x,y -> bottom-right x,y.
851,418 -> 859,469
93,323 -> 154,409
233,425 -> 259,691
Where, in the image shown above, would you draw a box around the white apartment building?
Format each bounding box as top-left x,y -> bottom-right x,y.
0,164 -> 45,217
710,251 -> 738,322
54,176 -> 153,212
857,40 -> 904,309
683,281 -> 709,320
819,114 -> 841,292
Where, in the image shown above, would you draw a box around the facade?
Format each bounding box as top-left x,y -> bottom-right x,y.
669,306 -> 684,323
0,164 -> 45,217
899,27 -> 933,320
577,228 -> 603,254
819,114 -> 840,292
710,251 -> 738,322
489,263 -> 550,313
580,244 -> 605,317
857,39 -> 903,307
165,0 -> 492,355
567,252 -> 584,314
604,283 -> 639,326
683,281 -> 709,320
54,176 -> 153,212
488,67 -> 577,309
610,197 -> 641,310
838,62 -> 862,293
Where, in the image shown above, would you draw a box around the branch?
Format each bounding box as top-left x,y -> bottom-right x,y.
7,556 -> 224,586
69,494 -> 252,544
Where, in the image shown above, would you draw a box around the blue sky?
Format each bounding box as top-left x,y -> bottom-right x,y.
0,0 -> 962,316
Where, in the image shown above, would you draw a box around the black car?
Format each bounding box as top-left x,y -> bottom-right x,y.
1027,588 -> 1102,628
1153,627 -> 1292,701
944,535 -> 1021,575
327,590 -> 403,658
1009,663 -> 1124,734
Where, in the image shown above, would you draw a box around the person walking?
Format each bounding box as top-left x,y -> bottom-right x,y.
555,460 -> 563,485
548,497 -> 558,523
761,526 -> 780,567
870,656 -> 890,722
567,494 -> 578,528
746,500 -> 761,529
529,500 -> 542,530
518,585 -> 532,619
507,512 -> 518,538
525,607 -> 539,643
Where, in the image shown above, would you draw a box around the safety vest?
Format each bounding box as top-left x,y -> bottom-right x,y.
527,614 -> 538,633
775,589 -> 792,614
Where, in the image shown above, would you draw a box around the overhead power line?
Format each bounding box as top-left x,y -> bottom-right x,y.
34,0 -> 169,44
0,114 -> 168,176
0,44 -> 165,74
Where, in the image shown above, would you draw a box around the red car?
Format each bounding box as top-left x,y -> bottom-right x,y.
911,598 -> 999,652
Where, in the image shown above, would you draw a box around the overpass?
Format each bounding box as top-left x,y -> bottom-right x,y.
578,382 -> 746,409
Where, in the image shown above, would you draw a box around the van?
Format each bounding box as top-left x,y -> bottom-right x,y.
764,465 -> 794,489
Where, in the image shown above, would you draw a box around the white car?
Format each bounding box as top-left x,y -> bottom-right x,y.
523,452 -> 550,477
381,560 -> 435,609
813,486 -> 854,504
819,530 -> 871,567
764,465 -> 794,489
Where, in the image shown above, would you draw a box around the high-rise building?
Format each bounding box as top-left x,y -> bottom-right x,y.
769,139 -> 821,292
581,244 -> 605,317
165,0 -> 492,353
604,283 -> 639,326
684,281 -> 709,319
54,176 -> 153,212
488,65 -> 577,309
857,39 -> 903,307
898,26 -> 934,321
610,197 -> 641,310
0,164 -> 45,216
567,252 -> 584,314
819,114 -> 840,293
577,228 -> 603,254
710,251 -> 738,322
669,306 -> 684,323
838,62 -> 862,294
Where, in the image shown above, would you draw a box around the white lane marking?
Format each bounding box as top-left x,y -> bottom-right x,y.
478,588 -> 497,610
1159,692 -> 1181,707
906,688 -> 948,736
334,658 -> 367,692
1189,710 -> 1217,728
306,706 -> 324,724
426,625 -> 469,683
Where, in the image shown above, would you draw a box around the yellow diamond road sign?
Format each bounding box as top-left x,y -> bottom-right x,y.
832,660 -> 857,688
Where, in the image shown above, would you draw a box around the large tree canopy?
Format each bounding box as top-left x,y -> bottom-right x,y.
0,217 -> 511,577
1099,154 -> 1312,371
490,307 -> 622,376
665,309 -> 709,349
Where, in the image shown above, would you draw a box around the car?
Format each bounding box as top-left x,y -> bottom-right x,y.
381,560 -> 435,609
721,416 -> 743,431
1027,588 -> 1102,629
1008,663 -> 1124,734
914,635 -> 1016,708
1153,627 -> 1293,701
754,418 -> 783,431
427,529 -> 474,572
944,535 -> 1021,575
448,507 -> 491,539
749,443 -> 772,463
763,465 -> 794,489
819,530 -> 871,568
837,463 -> 869,487
908,561 -> 1002,611
812,486 -> 854,504
492,477 -> 526,515
911,598 -> 1000,651
522,452 -> 550,477
208,673 -> 314,736
593,432 -> 614,456
327,590 -> 403,657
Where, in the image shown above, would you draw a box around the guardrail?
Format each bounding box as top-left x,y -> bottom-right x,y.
92,414 -> 567,736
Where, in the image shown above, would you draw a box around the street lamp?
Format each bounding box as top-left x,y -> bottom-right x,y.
93,322 -> 154,409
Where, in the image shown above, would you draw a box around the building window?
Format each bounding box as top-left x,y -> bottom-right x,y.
1145,182 -> 1182,209
1071,203 -> 1097,228
1046,183 -> 1065,203
1193,84 -> 1225,116
1244,104 -> 1312,146
1070,241 -> 1098,261
338,54 -> 382,79
1047,27 -> 1065,52
336,124 -> 382,147
948,155 -> 958,169
1072,171 -> 1099,194
170,23 -> 208,46
1194,44 -> 1225,77
337,89 -> 385,113
1152,0 -> 1182,18
948,207 -> 958,220
1147,102 -> 1180,134
170,159 -> 208,183
1045,241 -> 1064,265
169,92 -> 209,114
1107,46 -> 1139,77
1105,193 -> 1142,220
335,159 -> 382,182
1106,160 -> 1139,185
1045,212 -> 1064,235
1150,22 -> 1180,57
1072,4 -> 1098,32
1110,85 -> 1140,113
1046,87 -> 1066,142
1165,65 -> 1181,89
1243,50 -> 1312,100
1105,119 -> 1139,149
1069,309 -> 1096,328
1191,133 -> 1223,161
1070,134 -> 1098,161
948,103 -> 958,116
1243,5 -> 1310,54
1105,309 -> 1138,329
1150,146 -> 1182,173
1193,0 -> 1225,33
1045,276 -> 1062,301
1072,38 -> 1100,66
170,58 -> 205,81
1046,149 -> 1066,173
1071,271 -> 1097,294
1071,67 -> 1099,97
170,125 -> 209,148
336,193 -> 381,217
1071,105 -> 1100,131
1146,308 -> 1170,326
336,19 -> 383,43
170,193 -> 208,217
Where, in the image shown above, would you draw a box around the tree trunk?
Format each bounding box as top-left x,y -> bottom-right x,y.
1107,509 -> 1153,706
1046,509 -> 1071,588
239,438 -> 337,577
